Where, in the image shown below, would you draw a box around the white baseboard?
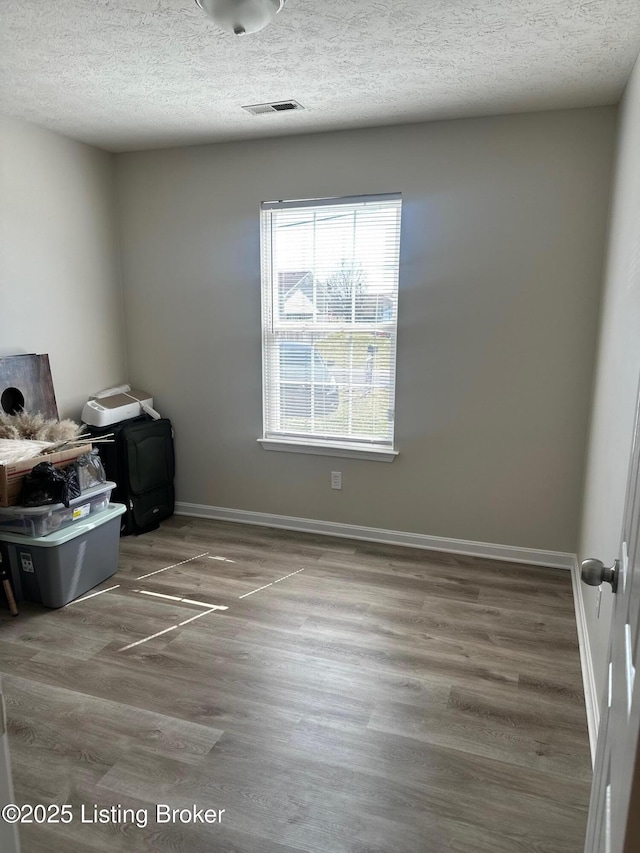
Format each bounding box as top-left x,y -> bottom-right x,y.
570,555 -> 599,765
174,502 -> 574,570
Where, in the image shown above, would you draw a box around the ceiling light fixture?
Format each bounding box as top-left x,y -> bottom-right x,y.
195,0 -> 285,36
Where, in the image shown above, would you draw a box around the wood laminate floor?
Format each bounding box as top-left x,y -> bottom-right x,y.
0,517 -> 591,852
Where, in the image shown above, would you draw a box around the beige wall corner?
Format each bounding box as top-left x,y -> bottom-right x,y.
0,115 -> 128,420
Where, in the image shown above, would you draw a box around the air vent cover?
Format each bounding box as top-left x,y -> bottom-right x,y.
242,100 -> 304,115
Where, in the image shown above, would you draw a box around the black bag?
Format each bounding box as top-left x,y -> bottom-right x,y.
87,415 -> 175,535
20,461 -> 81,507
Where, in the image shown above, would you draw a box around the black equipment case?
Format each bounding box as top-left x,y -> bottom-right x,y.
87,415 -> 175,535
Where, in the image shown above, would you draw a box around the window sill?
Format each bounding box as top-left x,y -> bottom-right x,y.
257,438 -> 398,462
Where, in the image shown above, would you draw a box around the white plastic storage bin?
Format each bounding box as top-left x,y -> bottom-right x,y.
0,482 -> 115,537
0,503 -> 126,608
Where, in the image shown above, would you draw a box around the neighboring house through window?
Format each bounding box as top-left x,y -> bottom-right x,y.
259,193 -> 402,461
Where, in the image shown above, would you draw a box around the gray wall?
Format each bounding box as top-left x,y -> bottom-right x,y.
117,107 -> 616,552
0,114 -> 127,419
579,54 -> 640,708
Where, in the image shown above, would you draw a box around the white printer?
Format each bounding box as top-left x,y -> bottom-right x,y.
81,385 -> 160,427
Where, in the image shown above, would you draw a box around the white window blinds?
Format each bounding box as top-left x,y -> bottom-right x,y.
261,193 -> 402,451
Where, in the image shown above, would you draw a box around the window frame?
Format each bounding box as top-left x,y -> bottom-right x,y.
258,193 -> 401,462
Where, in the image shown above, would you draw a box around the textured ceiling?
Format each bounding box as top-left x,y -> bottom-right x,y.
1,0 -> 639,152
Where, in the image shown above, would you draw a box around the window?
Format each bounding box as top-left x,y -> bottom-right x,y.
260,193 -> 402,460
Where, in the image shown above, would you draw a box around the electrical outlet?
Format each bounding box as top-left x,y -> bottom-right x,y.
331,471 -> 342,490
596,586 -> 602,618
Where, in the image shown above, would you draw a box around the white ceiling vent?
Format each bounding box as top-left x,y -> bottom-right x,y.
242,100 -> 305,115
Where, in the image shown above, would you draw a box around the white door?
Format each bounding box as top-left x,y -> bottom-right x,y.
582,382 -> 640,853
0,678 -> 21,853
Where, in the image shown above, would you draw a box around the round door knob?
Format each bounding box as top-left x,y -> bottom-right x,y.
581,558 -> 619,592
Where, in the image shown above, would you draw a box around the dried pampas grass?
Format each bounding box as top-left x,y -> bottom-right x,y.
0,412 -> 83,443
